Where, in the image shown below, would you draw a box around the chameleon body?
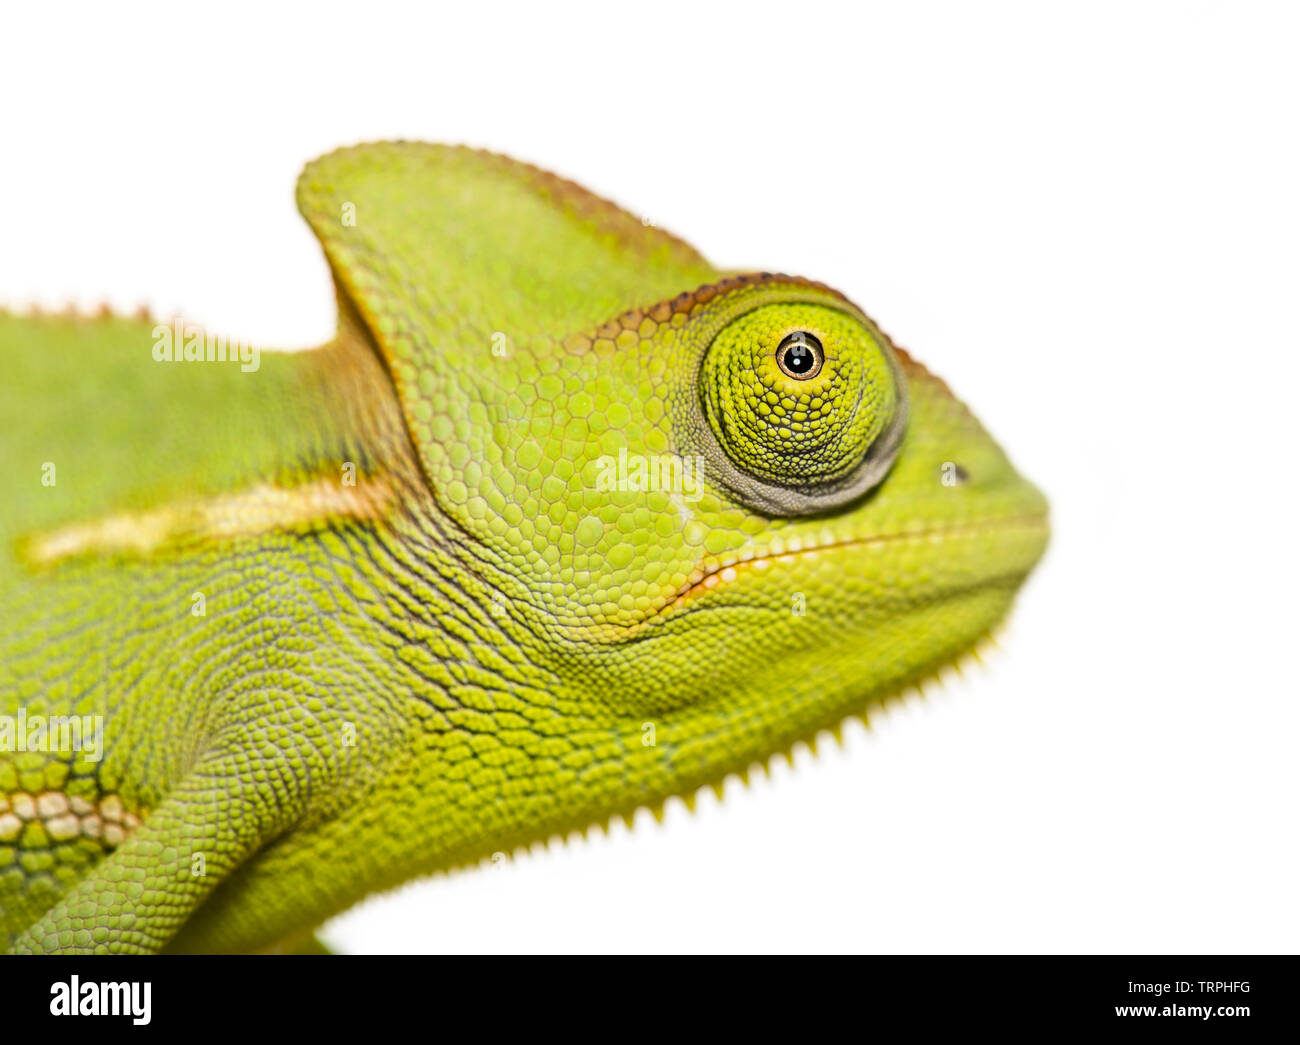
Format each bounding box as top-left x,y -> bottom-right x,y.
0,143 -> 1048,953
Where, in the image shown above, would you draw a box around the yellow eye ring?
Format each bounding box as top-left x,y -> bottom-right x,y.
775,331 -> 824,380
674,294 -> 908,516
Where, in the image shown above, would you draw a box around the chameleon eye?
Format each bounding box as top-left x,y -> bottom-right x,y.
776,331 -> 824,380
696,302 -> 907,513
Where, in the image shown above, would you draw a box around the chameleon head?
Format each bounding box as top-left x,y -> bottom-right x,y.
0,143 -> 1048,954
465,272 -> 1051,730
298,143 -> 1049,793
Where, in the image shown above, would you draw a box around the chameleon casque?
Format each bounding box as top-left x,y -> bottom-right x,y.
0,142 -> 1048,953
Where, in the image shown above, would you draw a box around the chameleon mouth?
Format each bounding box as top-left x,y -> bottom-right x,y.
659,512 -> 1050,616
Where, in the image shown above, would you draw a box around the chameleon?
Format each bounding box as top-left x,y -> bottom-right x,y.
0,142 -> 1048,954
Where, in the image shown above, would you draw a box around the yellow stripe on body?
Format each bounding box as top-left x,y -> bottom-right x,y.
22,475 -> 394,567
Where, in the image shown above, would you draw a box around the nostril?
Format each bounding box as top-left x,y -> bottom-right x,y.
940,461 -> 969,487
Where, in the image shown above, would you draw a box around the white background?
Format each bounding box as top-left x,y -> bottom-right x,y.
4,2 -> 1296,953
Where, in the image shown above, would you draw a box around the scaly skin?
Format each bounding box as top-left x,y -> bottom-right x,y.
0,143 -> 1048,953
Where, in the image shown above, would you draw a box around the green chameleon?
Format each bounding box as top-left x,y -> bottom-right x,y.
0,142 -> 1048,954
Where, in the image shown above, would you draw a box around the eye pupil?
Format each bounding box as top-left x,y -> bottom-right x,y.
776,331 -> 824,380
